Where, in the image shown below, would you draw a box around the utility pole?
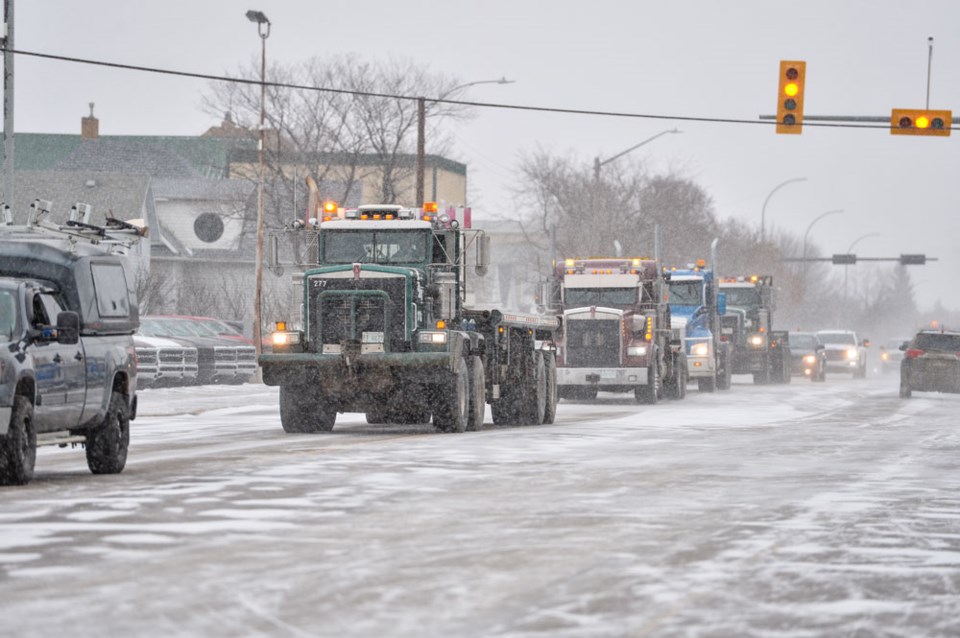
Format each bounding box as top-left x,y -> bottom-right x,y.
415,97 -> 425,206
2,0 -> 14,210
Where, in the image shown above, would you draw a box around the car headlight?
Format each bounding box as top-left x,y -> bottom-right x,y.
846,348 -> 858,359
749,333 -> 766,347
418,331 -> 448,344
627,345 -> 648,357
690,342 -> 709,357
803,354 -> 816,364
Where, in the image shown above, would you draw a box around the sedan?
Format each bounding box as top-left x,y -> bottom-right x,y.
899,330 -> 960,398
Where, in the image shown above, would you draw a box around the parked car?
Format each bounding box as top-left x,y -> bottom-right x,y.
899,329 -> 960,398
139,316 -> 256,385
133,334 -> 199,388
788,332 -> 826,381
879,337 -> 911,373
817,330 -> 869,378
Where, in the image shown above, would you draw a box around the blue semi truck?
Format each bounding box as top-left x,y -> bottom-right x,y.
666,244 -> 731,393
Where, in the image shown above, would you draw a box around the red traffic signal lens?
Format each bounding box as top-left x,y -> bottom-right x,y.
785,67 -> 799,81
898,116 -> 912,128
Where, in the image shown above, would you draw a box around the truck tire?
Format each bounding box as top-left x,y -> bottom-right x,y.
542,352 -> 558,424
717,355 -> 732,390
433,358 -> 469,433
365,410 -> 387,424
86,391 -> 130,475
698,375 -> 717,393
0,396 -> 36,486
279,385 -> 336,433
753,357 -> 771,385
466,356 -> 486,432
664,358 -> 686,400
636,360 -> 659,405
520,353 -> 547,426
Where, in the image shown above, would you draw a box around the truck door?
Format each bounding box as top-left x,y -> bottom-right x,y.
36,293 -> 86,430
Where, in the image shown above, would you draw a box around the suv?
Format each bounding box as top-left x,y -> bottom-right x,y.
0,208 -> 141,485
899,329 -> 960,398
817,330 -> 869,378
788,332 -> 826,381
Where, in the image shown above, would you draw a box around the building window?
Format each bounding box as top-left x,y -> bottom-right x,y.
194,213 -> 225,243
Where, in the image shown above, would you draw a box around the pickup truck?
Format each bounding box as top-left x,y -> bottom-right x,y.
0,208 -> 141,485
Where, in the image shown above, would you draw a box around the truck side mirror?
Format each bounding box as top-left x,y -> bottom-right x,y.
57,311 -> 80,345
717,291 -> 727,317
475,233 -> 490,277
862,338 -> 871,347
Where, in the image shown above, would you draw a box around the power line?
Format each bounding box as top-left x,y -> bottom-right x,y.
2,47 -> 956,132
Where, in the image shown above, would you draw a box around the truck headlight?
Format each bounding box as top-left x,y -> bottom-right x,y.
627,345 -> 647,357
748,333 -> 766,347
846,348 -> 858,359
271,331 -> 301,346
418,331 -> 448,344
690,342 -> 709,357
803,354 -> 816,364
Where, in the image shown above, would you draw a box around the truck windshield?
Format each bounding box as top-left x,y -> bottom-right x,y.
565,288 -> 637,306
790,334 -> 818,349
722,287 -> 762,308
0,289 -> 18,342
323,230 -> 429,264
668,281 -> 703,305
818,332 -> 856,345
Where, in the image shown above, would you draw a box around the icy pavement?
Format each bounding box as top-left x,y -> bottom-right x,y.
1,373 -> 959,637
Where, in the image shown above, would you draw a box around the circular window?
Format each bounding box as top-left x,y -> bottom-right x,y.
194,213 -> 225,243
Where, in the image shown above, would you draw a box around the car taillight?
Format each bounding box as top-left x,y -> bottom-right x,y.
905,348 -> 925,359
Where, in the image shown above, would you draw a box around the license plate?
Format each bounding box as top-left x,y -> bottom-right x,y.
362,332 -> 384,344
601,370 -> 618,379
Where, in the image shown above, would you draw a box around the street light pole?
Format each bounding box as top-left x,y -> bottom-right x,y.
415,77 -> 515,207
247,9 -> 271,357
760,177 -> 807,243
593,128 -> 681,181
802,208 -> 844,283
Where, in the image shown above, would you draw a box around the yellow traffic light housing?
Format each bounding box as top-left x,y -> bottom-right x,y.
776,60 -> 806,134
890,108 -> 951,136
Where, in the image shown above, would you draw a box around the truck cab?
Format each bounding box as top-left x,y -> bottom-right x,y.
666,262 -> 731,392
719,275 -> 791,384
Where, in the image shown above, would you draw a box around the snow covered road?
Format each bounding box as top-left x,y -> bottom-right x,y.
2,373 -> 959,637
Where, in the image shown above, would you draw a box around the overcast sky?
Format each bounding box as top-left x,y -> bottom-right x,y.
7,0 -> 960,312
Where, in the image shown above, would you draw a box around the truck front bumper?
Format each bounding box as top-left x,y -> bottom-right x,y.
685,355 -> 716,378
557,366 -> 649,389
259,351 -> 453,387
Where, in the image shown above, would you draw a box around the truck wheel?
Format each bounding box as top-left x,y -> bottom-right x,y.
279,385 -> 336,433
717,357 -> 732,391
636,361 -> 659,405
365,410 -> 387,424
542,352 -> 558,424
466,356 -> 486,432
0,396 -> 36,486
86,391 -> 130,475
698,375 -> 717,393
520,352 -> 547,426
433,358 -> 469,433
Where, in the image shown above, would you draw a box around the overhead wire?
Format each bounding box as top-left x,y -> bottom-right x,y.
4,47 -> 954,132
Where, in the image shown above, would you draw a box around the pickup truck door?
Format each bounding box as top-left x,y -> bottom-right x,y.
36,293 -> 86,429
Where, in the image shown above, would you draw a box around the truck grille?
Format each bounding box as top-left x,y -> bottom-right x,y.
566,319 -> 621,367
309,275 -> 406,352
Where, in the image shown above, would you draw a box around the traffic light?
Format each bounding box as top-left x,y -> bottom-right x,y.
832,254 -> 857,265
776,60 -> 806,134
890,109 -> 952,136
900,254 -> 927,265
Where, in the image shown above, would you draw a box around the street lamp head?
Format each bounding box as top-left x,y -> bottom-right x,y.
246,10 -> 269,24
496,77 -> 516,85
